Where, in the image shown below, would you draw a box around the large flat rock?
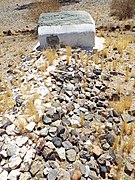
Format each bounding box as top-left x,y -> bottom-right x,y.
38,11 -> 95,49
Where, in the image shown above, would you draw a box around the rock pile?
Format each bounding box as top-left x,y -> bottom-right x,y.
0,46 -> 134,179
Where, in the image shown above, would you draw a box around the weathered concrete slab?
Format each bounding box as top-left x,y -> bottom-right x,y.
38,11 -> 95,49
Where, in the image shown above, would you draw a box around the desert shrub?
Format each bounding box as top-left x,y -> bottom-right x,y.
28,0 -> 60,22
110,0 -> 135,19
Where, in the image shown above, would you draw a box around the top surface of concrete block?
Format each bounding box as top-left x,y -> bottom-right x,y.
38,11 -> 95,27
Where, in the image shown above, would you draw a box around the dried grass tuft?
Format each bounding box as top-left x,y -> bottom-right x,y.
110,0 -> 135,19
27,0 -> 60,22
110,95 -> 132,115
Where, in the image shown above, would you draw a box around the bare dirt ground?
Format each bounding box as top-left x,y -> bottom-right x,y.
0,0 -> 38,70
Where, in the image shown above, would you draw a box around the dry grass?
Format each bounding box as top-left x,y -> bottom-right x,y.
101,48 -> 108,58
111,0 -> 135,19
79,112 -> 85,127
43,48 -> 58,66
110,95 -> 132,115
28,0 -> 60,22
66,45 -> 72,57
93,53 -> 99,64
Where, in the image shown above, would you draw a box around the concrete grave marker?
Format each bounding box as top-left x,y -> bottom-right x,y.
38,11 -> 95,49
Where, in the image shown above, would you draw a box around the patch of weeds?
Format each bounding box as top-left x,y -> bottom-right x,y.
27,0 -> 60,22
110,0 -> 135,19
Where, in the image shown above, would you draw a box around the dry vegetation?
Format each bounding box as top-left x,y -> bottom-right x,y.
111,0 -> 135,19
28,0 -> 60,22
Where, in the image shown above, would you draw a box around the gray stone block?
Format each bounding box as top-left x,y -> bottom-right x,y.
38,11 -> 95,49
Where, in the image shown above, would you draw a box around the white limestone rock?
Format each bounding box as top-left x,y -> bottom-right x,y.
25,122 -> 36,132
6,124 -> 16,135
8,156 -> 22,169
7,141 -> 19,157
24,148 -> 36,164
19,172 -> 31,180
15,136 -> 28,147
0,170 -> 8,180
8,169 -> 20,180
56,147 -> 66,160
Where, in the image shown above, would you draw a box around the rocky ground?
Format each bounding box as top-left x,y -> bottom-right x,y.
0,0 -> 135,180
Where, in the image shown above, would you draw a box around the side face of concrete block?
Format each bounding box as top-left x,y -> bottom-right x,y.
38,11 -> 95,49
